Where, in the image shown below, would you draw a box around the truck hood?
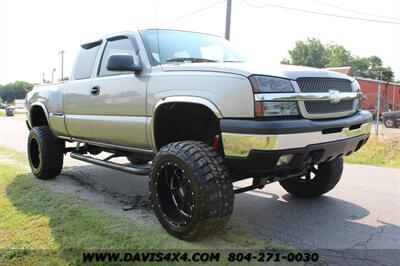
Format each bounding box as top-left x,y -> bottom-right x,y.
161,62 -> 354,81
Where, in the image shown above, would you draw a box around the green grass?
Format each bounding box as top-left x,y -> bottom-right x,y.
0,149 -> 290,265
0,109 -> 5,117
345,137 -> 400,168
0,147 -> 28,165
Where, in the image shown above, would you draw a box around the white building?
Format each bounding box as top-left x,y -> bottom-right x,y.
13,99 -> 26,109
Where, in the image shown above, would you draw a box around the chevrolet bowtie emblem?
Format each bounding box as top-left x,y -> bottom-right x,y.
328,90 -> 341,103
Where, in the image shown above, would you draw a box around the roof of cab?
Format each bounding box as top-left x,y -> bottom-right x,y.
80,29 -> 224,49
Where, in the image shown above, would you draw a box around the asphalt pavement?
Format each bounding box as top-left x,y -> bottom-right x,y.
1,115 -> 399,264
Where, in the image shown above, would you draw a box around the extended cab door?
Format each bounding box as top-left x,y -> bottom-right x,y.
64,41 -> 102,139
89,35 -> 148,149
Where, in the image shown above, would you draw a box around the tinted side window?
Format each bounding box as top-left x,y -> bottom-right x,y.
98,37 -> 138,76
74,45 -> 101,80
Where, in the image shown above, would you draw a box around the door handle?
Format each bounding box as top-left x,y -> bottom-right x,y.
91,86 -> 100,96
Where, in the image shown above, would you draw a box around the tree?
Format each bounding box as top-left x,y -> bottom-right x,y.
0,81 -> 34,103
285,38 -> 328,68
283,38 -> 395,81
351,56 -> 394,81
280,58 -> 291,65
325,43 -> 352,68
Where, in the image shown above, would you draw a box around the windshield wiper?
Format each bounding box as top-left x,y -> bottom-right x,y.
166,57 -> 217,63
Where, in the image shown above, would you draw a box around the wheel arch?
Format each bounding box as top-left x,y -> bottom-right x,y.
29,103 -> 50,127
150,96 -> 223,151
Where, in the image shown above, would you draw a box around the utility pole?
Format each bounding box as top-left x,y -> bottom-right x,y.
375,82 -> 381,135
51,68 -> 56,83
225,0 -> 232,40
42,73 -> 45,84
59,50 -> 65,81
375,69 -> 383,135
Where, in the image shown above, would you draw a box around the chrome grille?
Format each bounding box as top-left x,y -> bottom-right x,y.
296,77 -> 356,118
297,78 -> 353,93
305,100 -> 355,114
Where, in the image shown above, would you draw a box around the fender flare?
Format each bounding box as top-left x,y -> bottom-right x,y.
150,96 -> 223,151
29,102 -> 50,127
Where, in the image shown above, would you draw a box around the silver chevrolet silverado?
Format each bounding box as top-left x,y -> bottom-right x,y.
26,29 -> 372,240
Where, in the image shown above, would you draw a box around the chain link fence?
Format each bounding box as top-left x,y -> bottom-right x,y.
362,90 -> 400,142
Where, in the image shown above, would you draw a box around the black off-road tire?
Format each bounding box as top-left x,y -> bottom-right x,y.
149,141 -> 234,241
126,156 -> 149,165
384,118 -> 395,128
27,126 -> 65,179
279,158 -> 343,198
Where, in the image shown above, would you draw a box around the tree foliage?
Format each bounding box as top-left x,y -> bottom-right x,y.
325,43 -> 353,68
285,38 -> 328,68
282,38 -> 394,81
0,81 -> 34,103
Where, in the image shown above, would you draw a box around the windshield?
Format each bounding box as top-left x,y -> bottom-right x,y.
142,29 -> 246,65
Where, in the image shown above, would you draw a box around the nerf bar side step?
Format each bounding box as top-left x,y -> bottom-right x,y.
70,152 -> 150,176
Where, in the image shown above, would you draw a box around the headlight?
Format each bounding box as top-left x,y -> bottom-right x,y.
255,102 -> 299,117
355,98 -> 362,111
250,75 -> 298,116
352,80 -> 361,92
249,75 -> 294,93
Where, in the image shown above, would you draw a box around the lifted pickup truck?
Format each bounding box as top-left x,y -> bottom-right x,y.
26,29 -> 372,240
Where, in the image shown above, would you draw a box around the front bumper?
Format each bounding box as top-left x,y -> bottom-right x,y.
220,111 -> 372,177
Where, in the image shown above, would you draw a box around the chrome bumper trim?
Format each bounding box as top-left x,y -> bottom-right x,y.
222,122 -> 371,157
254,92 -> 361,103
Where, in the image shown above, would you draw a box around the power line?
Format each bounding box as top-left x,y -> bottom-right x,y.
161,0 -> 224,26
243,0 -> 400,25
311,0 -> 400,22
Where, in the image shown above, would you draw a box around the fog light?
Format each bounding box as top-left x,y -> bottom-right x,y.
277,154 -> 293,166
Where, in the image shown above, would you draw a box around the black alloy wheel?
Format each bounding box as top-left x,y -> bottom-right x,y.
27,126 -> 64,179
279,158 -> 343,198
29,137 -> 41,170
156,162 -> 194,226
300,165 -> 319,182
149,141 -> 234,240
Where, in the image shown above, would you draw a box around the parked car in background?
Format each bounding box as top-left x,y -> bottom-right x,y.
383,111 -> 400,128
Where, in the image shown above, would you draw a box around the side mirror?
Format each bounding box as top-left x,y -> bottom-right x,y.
106,55 -> 142,73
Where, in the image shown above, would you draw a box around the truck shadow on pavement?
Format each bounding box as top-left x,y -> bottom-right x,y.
6,164 -> 400,265
234,189 -> 400,265
61,164 -> 400,250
